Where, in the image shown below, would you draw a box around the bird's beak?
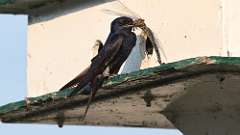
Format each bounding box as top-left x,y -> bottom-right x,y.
133,18 -> 146,28
123,18 -> 146,28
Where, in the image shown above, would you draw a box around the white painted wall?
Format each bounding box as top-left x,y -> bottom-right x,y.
222,0 -> 240,56
28,0 -> 224,97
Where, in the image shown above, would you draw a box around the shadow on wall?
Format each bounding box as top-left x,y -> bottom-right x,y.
29,0 -> 115,24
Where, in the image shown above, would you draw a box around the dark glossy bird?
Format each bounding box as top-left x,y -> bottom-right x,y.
59,16 -> 145,118
59,40 -> 103,94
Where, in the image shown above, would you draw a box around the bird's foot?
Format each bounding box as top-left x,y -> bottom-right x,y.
68,83 -> 92,96
81,84 -> 92,95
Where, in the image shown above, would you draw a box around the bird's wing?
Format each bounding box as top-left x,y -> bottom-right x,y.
90,34 -> 124,68
59,34 -> 124,91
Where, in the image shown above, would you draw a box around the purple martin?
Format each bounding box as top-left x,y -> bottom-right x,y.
59,16 -> 145,117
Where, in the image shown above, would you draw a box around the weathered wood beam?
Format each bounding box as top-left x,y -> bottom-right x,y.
1,56 -> 240,127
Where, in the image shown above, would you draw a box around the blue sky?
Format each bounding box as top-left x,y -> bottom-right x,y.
0,14 -> 182,135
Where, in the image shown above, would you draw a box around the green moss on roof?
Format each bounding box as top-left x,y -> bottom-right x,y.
1,56 -> 240,118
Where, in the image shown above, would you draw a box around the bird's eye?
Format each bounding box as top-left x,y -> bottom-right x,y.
121,19 -> 129,24
119,23 -> 123,26
119,21 -> 125,25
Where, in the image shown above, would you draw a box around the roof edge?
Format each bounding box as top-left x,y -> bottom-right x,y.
1,56 -> 240,119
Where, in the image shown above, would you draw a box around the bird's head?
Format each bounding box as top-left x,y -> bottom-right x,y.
111,16 -> 146,32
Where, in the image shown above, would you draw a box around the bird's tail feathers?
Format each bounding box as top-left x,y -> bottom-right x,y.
59,67 -> 90,91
